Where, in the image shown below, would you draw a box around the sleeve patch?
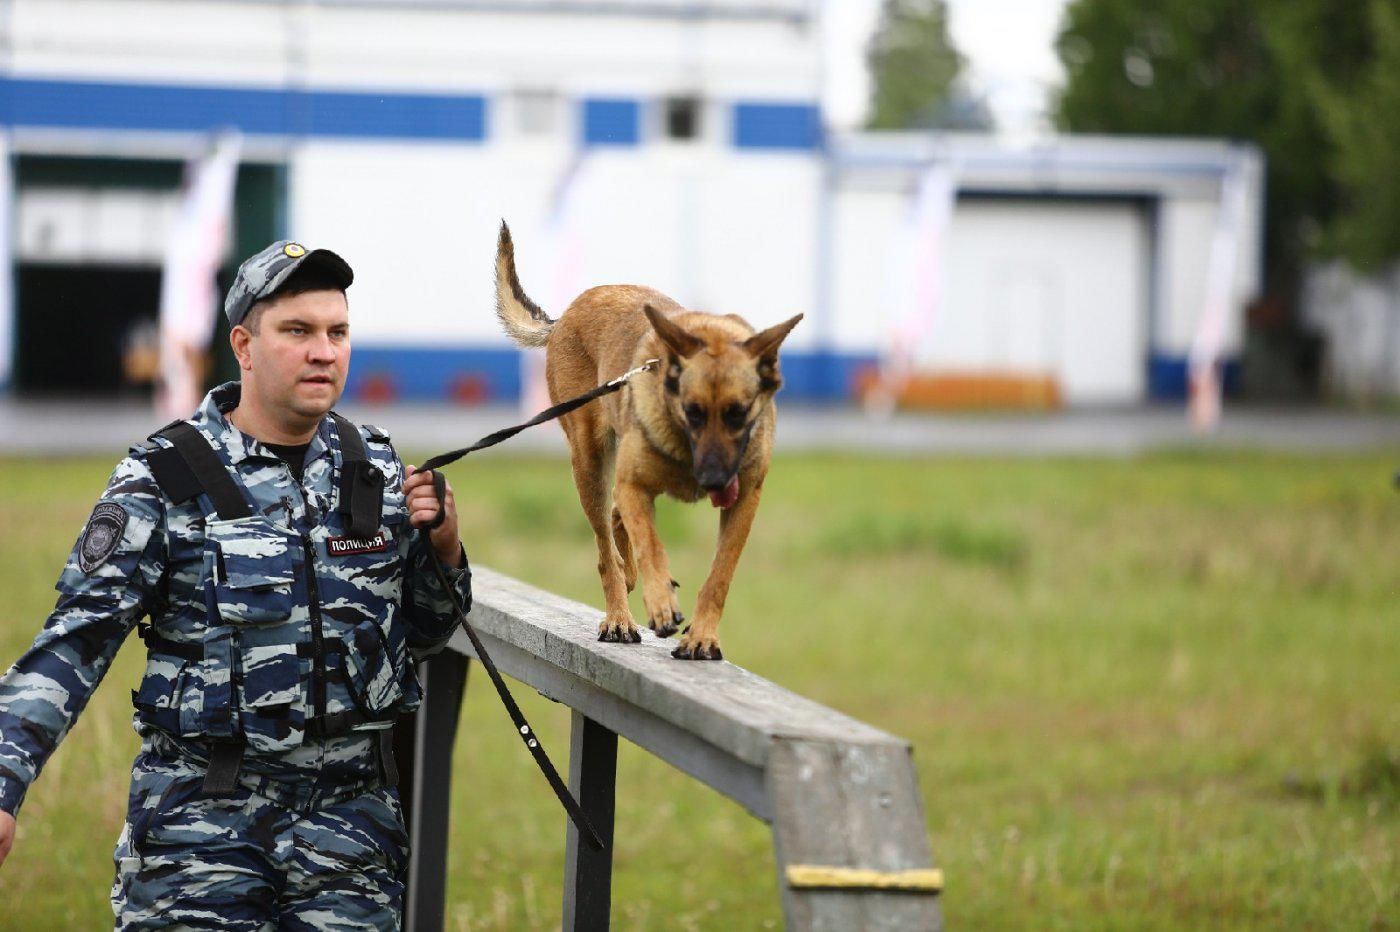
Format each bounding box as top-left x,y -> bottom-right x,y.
78,501 -> 130,573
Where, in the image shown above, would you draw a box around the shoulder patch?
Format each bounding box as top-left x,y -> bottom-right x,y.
78,501 -> 129,573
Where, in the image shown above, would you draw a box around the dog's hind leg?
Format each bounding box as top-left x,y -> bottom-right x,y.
611,505 -> 637,592
562,419 -> 641,644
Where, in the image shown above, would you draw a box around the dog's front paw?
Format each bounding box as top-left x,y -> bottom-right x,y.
597,615 -> 642,644
671,634 -> 723,661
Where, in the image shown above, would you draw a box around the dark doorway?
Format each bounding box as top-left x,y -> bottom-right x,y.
15,264 -> 161,396
10,155 -> 282,397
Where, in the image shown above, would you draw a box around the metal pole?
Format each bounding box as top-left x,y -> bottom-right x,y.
562,712 -> 618,931
402,651 -> 470,932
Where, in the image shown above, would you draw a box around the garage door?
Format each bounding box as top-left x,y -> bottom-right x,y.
924,197 -> 1150,405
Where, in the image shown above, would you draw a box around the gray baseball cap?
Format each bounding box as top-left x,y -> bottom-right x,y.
224,240 -> 354,327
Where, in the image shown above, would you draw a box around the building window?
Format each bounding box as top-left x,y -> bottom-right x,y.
582,98 -> 641,147
731,102 -> 822,150
514,89 -> 560,137
664,96 -> 702,141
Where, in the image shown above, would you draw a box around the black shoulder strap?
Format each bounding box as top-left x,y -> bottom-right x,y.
146,447 -> 202,504
330,412 -> 367,463
151,422 -> 252,520
331,413 -> 384,538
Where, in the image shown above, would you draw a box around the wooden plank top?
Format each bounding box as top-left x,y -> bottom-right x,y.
451,566 -> 908,769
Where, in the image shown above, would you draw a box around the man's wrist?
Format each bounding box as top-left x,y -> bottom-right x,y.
434,541 -> 465,568
0,772 -> 27,819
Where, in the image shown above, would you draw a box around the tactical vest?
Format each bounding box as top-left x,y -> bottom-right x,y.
134,413 -> 416,792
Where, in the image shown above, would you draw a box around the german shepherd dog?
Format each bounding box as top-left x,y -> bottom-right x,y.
494,222 -> 801,660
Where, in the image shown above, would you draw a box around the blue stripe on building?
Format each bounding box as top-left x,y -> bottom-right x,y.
347,346 -> 522,403
347,347 -> 1238,404
776,350 -> 880,402
582,98 -> 641,146
0,77 -> 487,141
306,90 -> 485,140
348,346 -> 1237,405
3,79 -> 290,134
732,102 -> 822,150
343,344 -> 873,403
0,78 -> 821,153
1147,353 -> 1241,401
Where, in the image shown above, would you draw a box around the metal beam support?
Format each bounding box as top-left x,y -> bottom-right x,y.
562,712 -> 618,931
402,650 -> 471,932
448,625 -> 770,820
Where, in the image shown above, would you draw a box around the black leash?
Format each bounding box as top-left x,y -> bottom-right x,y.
415,357 -> 659,853
418,358 -> 660,478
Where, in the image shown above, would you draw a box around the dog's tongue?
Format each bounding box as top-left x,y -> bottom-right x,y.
709,476 -> 740,509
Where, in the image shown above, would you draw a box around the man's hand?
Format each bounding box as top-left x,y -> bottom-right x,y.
0,810 -> 15,868
404,466 -> 463,567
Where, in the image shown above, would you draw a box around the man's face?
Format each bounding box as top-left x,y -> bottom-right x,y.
238,289 -> 350,423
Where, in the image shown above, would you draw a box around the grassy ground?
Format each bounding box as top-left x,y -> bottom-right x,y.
0,449 -> 1396,929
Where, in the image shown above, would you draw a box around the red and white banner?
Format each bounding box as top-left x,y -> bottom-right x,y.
157,130 -> 242,419
866,160 -> 957,414
1188,163 -> 1246,432
519,151 -> 593,416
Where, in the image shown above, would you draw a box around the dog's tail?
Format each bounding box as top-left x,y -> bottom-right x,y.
495,221 -> 555,348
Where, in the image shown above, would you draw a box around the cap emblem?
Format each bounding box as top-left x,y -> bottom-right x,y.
283,243 -> 306,258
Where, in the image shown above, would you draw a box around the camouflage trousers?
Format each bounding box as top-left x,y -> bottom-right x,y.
111,740 -> 409,930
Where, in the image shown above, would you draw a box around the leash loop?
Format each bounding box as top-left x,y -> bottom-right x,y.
606,357 -> 662,388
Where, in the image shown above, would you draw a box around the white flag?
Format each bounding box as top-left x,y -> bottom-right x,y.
867,161 -> 957,415
519,151 -> 592,416
1188,162 -> 1246,432
157,130 -> 242,419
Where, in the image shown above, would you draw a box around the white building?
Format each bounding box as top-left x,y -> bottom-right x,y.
0,0 -> 1261,406
829,133 -> 1264,405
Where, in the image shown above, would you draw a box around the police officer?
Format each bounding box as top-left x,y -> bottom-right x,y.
0,241 -> 471,929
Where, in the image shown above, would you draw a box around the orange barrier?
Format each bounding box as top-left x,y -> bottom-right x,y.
855,370 -> 1063,411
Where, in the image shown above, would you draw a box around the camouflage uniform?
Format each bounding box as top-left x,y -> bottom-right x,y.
0,381 -> 471,930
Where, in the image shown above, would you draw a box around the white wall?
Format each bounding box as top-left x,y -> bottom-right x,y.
10,1 -> 292,87
9,0 -> 819,100
289,142 -> 820,347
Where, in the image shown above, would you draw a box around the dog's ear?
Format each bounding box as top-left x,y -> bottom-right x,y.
743,313 -> 803,364
644,304 -> 705,359
744,314 -> 802,394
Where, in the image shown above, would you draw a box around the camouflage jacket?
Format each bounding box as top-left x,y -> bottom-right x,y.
0,383 -> 472,816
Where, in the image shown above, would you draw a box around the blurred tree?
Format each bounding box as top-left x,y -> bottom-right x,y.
866,0 -> 969,130
1053,0 -> 1385,394
1056,1 -> 1356,287
924,86 -> 996,132
1313,1 -> 1400,271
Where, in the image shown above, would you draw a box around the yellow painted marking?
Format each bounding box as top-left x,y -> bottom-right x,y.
785,865 -> 944,893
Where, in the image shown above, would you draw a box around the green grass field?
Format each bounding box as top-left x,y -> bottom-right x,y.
0,449 -> 1396,929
